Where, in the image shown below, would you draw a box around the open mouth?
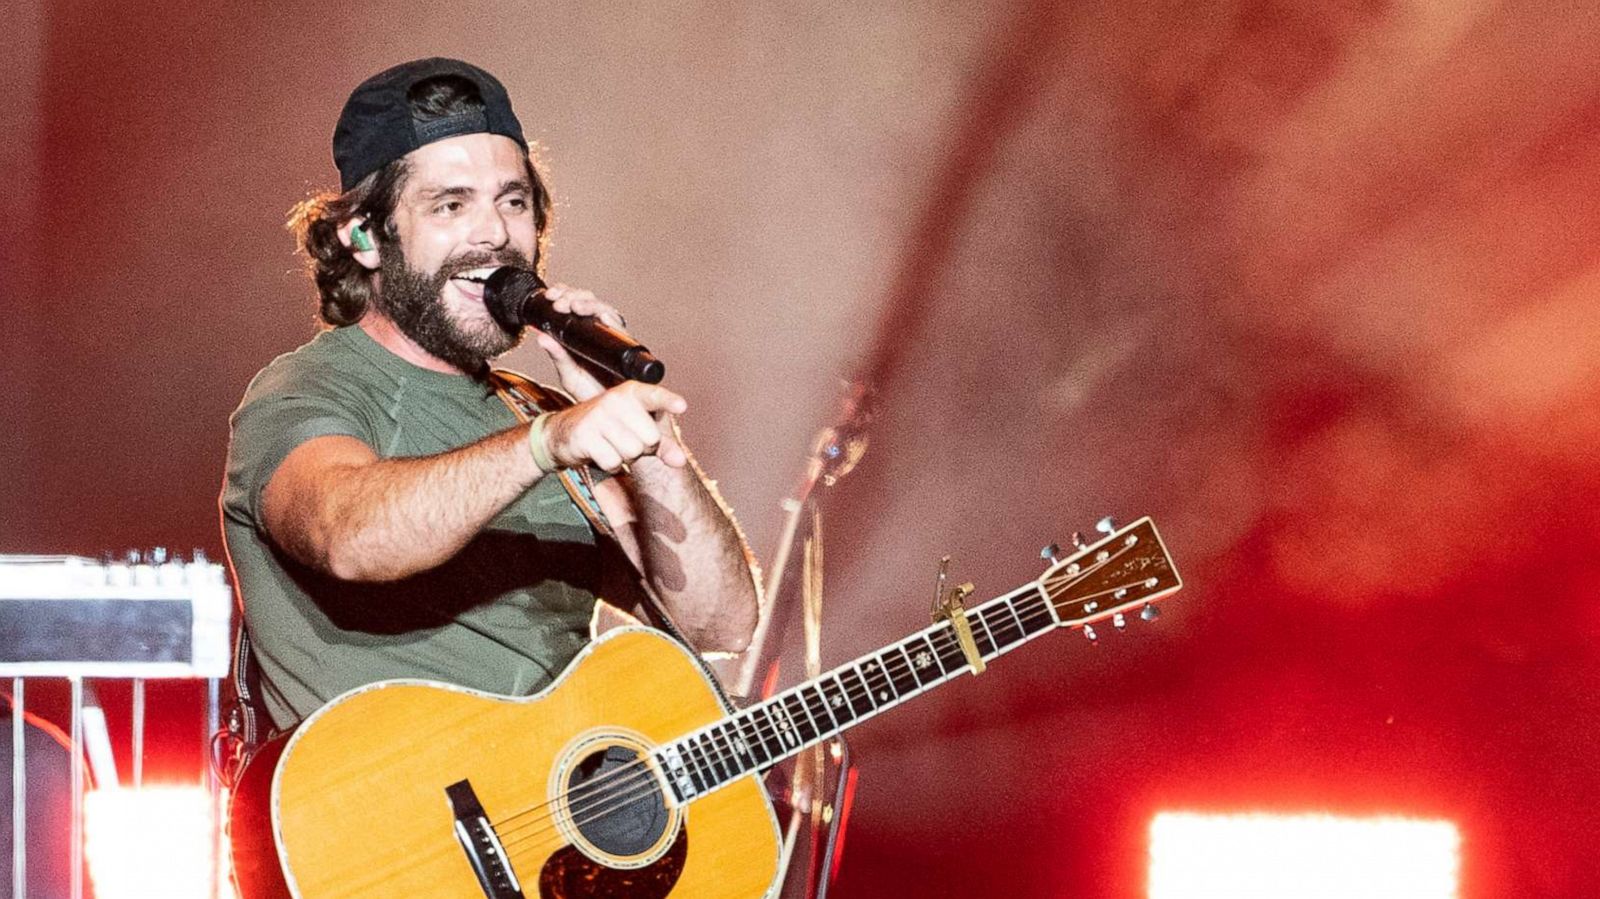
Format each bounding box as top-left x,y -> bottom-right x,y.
448,266 -> 504,305
450,266 -> 502,286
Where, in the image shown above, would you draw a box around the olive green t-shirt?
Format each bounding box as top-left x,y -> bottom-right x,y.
221,326 -> 601,730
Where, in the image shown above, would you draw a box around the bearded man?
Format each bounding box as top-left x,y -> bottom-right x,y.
220,58 -> 760,737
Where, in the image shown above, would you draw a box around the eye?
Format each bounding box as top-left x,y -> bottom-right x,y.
503,196 -> 530,213
432,200 -> 464,216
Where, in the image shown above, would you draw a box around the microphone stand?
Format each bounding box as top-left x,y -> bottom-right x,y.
727,382 -> 872,899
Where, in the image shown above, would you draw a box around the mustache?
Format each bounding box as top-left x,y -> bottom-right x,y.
438,250 -> 532,280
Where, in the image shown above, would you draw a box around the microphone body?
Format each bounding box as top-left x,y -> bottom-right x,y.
483,267 -> 665,384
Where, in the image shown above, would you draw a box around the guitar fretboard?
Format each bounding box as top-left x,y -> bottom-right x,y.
654,583 -> 1057,803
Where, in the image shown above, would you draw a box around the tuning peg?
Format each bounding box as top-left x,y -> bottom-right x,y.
150,546 -> 169,565
1083,624 -> 1098,643
1140,603 -> 1160,622
1095,516 -> 1119,537
1112,612 -> 1126,630
1040,543 -> 1062,565
1070,532 -> 1089,550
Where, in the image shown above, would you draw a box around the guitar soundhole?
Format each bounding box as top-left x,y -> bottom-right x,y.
565,745 -> 670,857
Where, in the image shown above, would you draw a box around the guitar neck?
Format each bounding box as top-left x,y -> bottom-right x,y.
654,582 -> 1058,803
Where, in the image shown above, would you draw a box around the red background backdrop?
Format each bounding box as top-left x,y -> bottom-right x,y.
4,2 -> 1599,895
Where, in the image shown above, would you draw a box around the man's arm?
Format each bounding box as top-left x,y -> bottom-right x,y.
262,380 -> 690,583
262,427 -> 541,582
592,422 -> 760,653
529,283 -> 760,653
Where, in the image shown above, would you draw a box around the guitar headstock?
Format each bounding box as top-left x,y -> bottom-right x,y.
1040,517 -> 1181,631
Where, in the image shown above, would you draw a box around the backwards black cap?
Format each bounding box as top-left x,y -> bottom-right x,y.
332,57 -> 528,193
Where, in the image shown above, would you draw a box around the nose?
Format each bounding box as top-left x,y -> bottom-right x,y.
469,204 -> 510,250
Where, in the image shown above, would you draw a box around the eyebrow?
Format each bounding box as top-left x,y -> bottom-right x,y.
414,179 -> 533,202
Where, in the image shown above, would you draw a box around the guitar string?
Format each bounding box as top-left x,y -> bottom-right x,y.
498,610 -> 1056,861
488,598 -> 1002,844
495,598 -> 1069,858
491,592 -> 1038,845
497,598 -> 1076,860
491,621 -> 977,850
491,553 -> 1131,854
488,555 -> 1129,854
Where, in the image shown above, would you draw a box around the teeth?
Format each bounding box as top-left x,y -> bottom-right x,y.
453,267 -> 501,283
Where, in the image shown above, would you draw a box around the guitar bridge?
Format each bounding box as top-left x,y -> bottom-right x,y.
446,779 -> 527,899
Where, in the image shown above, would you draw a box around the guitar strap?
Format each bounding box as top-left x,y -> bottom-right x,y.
485,368 -> 700,648
216,617 -> 270,788
488,370 -> 738,711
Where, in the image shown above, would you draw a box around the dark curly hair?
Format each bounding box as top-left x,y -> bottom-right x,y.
287,75 -> 553,326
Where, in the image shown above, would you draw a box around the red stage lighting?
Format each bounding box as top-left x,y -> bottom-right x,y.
85,786 -> 231,899
1148,811 -> 1460,898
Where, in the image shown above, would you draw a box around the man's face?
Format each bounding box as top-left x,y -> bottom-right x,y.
375,133 -> 540,373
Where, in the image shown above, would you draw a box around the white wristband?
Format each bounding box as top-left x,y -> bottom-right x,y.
527,412 -> 558,473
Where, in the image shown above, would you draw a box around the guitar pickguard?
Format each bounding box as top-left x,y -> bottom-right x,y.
537,824 -> 688,899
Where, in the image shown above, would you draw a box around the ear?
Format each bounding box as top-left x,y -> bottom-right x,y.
338,217 -> 382,271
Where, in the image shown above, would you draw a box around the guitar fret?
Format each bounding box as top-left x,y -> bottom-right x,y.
919,633 -> 952,678
773,700 -> 802,749
1012,597 -> 1040,635
753,706 -> 781,759
717,726 -> 743,779
755,711 -> 783,762
1004,598 -> 1028,637
792,694 -> 818,742
685,737 -> 712,793
702,727 -> 728,781
971,613 -> 999,656
905,640 -> 931,682
733,714 -> 772,769
716,727 -> 742,778
787,691 -> 819,741
827,674 -> 859,725
717,723 -> 753,775
805,682 -> 841,733
1027,592 -> 1057,628
784,693 -> 819,744
841,665 -> 876,714
931,625 -> 967,670
755,705 -> 780,754
861,657 -> 897,706
895,643 -> 928,691
700,731 -> 731,782
984,604 -> 1021,649
882,646 -> 916,697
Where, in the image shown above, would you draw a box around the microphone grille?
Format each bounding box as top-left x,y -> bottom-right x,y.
483,266 -> 545,332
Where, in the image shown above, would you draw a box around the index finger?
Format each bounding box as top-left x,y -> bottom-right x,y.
631,383 -> 688,415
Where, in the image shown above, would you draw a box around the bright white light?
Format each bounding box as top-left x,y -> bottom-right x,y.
1149,811 -> 1460,899
86,786 -> 230,899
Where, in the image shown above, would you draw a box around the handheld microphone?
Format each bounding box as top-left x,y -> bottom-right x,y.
483,266 -> 665,384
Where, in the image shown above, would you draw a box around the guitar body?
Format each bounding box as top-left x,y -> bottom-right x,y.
229,628 -> 782,899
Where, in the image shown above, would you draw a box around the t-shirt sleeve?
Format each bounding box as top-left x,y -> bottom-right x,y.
222,367 -> 377,531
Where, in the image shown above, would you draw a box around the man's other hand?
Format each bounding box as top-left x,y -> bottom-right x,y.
542,381 -> 689,472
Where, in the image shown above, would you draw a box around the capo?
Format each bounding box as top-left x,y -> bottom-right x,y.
931,556 -> 985,675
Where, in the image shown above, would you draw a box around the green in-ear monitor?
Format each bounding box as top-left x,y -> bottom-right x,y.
351,223 -> 375,252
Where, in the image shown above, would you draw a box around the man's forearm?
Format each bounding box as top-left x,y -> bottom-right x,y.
272,426 -> 543,582
622,452 -> 760,652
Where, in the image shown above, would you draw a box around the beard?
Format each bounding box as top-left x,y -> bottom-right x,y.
374,242 -> 532,375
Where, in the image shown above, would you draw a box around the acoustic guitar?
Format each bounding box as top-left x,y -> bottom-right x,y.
229,517 -> 1181,898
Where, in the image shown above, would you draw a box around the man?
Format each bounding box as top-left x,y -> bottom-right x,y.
220,57 -> 760,735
